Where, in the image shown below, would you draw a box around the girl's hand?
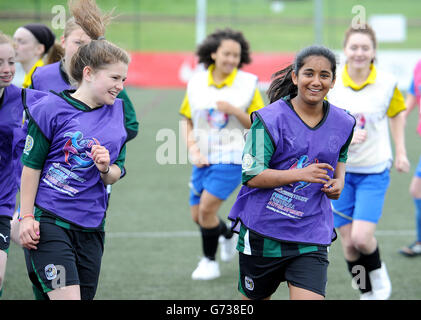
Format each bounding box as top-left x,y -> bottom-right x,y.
216,101 -> 236,115
189,149 -> 210,168
321,178 -> 344,200
299,163 -> 334,184
91,144 -> 110,173
19,216 -> 40,250
395,154 -> 410,173
351,129 -> 367,144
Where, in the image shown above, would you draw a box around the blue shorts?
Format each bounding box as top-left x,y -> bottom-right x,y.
332,170 -> 390,228
416,155 -> 421,178
189,164 -> 242,206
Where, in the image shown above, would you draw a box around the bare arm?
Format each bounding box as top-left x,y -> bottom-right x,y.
246,163 -> 334,189
216,101 -> 252,129
403,93 -> 418,121
180,117 -> 209,167
19,166 -> 41,250
99,164 -> 122,185
389,111 -> 410,173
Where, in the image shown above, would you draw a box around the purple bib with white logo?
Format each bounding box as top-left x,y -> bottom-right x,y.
23,90 -> 127,228
229,99 -> 355,245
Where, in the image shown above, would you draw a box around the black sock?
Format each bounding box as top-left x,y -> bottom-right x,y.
346,256 -> 372,293
360,247 -> 382,273
200,225 -> 220,261
218,218 -> 233,239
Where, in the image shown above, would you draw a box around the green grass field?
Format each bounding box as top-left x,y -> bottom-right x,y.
2,86 -> 421,300
1,0 -> 421,51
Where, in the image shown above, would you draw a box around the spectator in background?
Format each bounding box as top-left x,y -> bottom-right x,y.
13,23 -> 62,88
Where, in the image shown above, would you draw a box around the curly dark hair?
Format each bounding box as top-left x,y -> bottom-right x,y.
196,28 -> 251,69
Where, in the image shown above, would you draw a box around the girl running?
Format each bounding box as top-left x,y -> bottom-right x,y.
327,24 -> 409,300
179,28 -> 264,280
0,32 -> 24,298
30,0 -> 138,141
228,45 -> 355,300
18,10 -> 131,300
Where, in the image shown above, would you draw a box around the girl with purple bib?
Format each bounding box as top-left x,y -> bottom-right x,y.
30,1 -> 138,142
0,32 -> 25,299
18,2 -> 130,300
9,2 -> 139,282
228,45 -> 355,300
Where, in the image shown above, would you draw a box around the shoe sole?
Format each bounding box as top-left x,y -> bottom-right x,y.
399,249 -> 421,257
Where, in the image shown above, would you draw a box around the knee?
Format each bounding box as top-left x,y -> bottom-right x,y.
342,239 -> 359,258
351,234 -> 373,253
198,205 -> 215,219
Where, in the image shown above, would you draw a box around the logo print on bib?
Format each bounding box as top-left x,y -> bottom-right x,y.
289,155 -> 319,192
63,131 -> 100,171
207,108 -> 229,130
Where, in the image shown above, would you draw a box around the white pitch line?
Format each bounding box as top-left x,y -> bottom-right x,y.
105,229 -> 415,239
106,231 -> 199,238
375,230 -> 415,236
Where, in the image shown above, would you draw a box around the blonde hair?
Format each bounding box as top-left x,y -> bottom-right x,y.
0,32 -> 14,47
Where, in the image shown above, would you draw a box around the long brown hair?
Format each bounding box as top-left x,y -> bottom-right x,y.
68,0 -> 114,40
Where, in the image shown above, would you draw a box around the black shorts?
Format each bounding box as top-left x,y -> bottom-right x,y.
24,221 -> 105,300
238,250 -> 329,299
0,216 -> 11,253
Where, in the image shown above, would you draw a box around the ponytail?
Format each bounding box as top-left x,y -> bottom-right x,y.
266,64 -> 297,104
68,0 -> 114,40
46,42 -> 64,64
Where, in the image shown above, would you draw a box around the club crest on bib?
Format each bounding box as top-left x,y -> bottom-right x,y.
207,108 -> 229,129
45,264 -> 57,280
23,135 -> 34,155
353,113 -> 366,129
63,131 -> 100,171
245,276 -> 254,291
